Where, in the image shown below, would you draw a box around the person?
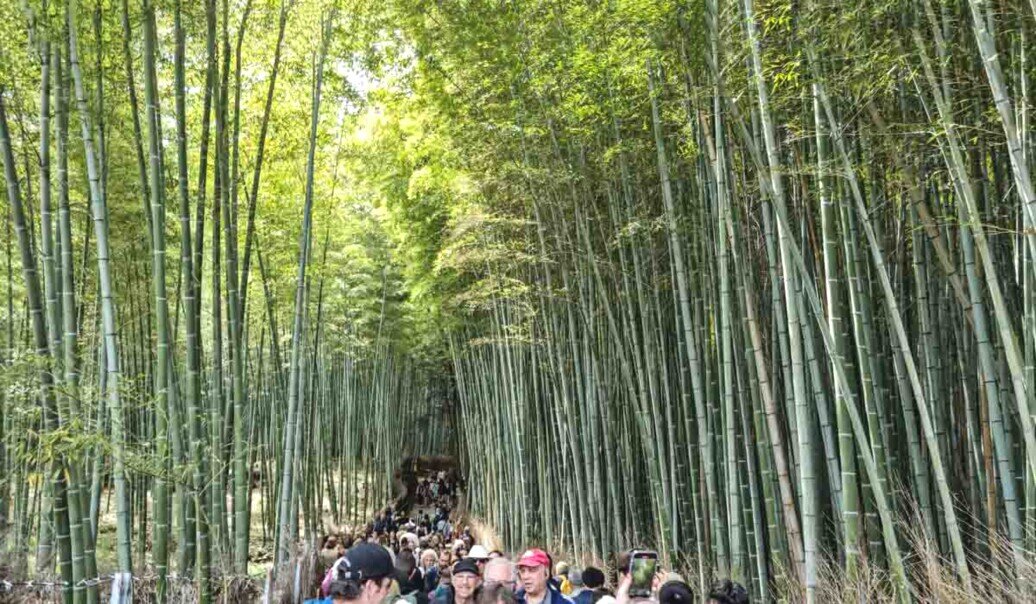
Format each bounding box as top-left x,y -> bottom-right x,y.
706,580 -> 748,604
396,549 -> 430,604
316,542 -> 396,604
567,571 -> 591,604
488,550 -> 505,560
477,583 -> 517,604
657,577 -> 693,604
439,550 -> 454,570
400,531 -> 420,552
468,545 -> 492,573
421,548 -> 441,593
515,549 -> 573,604
579,567 -> 608,604
483,558 -> 516,592
434,558 -> 482,604
614,566 -> 676,604
319,536 -> 343,578
554,562 -> 572,595
454,558 -> 484,604
431,567 -> 454,602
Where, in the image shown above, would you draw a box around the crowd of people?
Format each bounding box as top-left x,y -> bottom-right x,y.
414,471 -> 460,509
307,478 -> 748,604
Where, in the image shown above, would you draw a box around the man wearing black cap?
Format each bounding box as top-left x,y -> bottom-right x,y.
433,558 -> 482,604
323,543 -> 396,604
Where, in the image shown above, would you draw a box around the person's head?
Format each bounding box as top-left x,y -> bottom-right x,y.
440,551 -> 453,567
396,548 -> 417,576
569,570 -> 584,589
452,558 -> 483,602
439,567 -> 453,587
706,580 -> 748,604
658,578 -> 694,604
554,562 -> 570,578
421,548 -> 438,569
328,543 -> 395,604
582,567 -> 606,590
469,545 -> 491,571
483,558 -> 516,592
476,582 -> 517,604
516,549 -> 551,597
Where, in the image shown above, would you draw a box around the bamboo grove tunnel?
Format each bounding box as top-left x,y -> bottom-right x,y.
6,0 -> 1036,602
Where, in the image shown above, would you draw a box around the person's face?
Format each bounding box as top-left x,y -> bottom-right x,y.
519,565 -> 548,596
457,549 -> 468,558
453,572 -> 481,600
484,564 -> 516,592
440,552 -> 451,567
422,552 -> 437,567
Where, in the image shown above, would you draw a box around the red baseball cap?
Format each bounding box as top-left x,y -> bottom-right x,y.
516,549 -> 550,569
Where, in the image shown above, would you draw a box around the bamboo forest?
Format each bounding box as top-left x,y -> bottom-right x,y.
4,0 -> 1036,601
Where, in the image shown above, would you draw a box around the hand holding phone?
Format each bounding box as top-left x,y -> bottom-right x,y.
628,550 -> 659,598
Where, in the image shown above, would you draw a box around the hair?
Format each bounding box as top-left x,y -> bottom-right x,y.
397,549 -> 417,573
477,583 -> 517,604
706,580 -> 749,604
614,551 -> 631,574
331,572 -> 390,601
484,558 -> 516,583
582,567 -> 606,589
328,579 -> 363,600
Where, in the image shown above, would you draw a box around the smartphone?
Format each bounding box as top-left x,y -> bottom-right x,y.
628,550 -> 658,598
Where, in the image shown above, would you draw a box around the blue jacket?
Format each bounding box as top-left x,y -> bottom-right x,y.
423,567 -> 440,593
431,585 -> 456,604
570,589 -> 594,604
516,584 -> 575,604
